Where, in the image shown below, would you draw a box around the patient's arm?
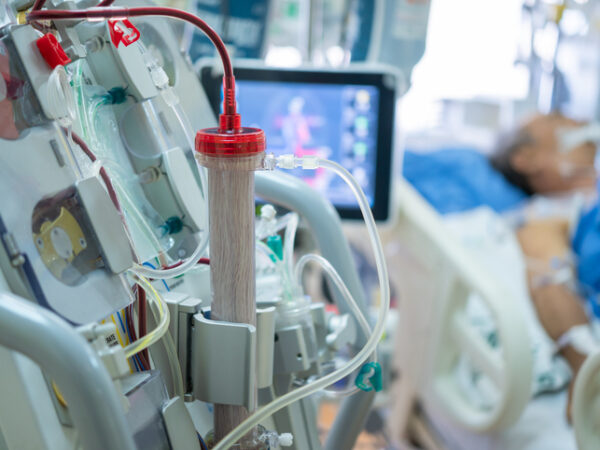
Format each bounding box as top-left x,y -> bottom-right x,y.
517,219 -> 588,419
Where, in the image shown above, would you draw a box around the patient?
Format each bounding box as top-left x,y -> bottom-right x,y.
405,113 -> 599,419
403,113 -> 597,215
497,114 -> 599,420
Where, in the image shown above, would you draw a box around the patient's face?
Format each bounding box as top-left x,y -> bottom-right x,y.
513,115 -> 597,194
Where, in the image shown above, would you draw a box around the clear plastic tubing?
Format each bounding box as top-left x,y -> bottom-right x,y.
169,99 -> 209,198
296,253 -> 374,398
295,253 -> 374,361
256,240 -> 294,301
111,178 -> 166,257
130,220 -> 209,279
283,213 -> 299,279
151,304 -> 184,398
129,100 -> 209,279
213,157 -> 390,450
28,5 -> 227,281
129,103 -> 209,279
122,274 -> 170,359
123,274 -> 183,397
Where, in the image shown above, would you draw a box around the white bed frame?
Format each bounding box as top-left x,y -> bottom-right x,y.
574,350 -> 600,449
383,180 -> 534,444
383,180 -> 600,449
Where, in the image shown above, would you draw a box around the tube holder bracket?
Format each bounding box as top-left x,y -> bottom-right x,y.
191,311 -> 256,410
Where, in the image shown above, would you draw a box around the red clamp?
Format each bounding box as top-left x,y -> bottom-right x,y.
108,19 -> 141,48
36,34 -> 71,69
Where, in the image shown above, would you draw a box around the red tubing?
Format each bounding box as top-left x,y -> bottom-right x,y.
68,130 -> 122,214
30,0 -> 46,11
136,286 -> 149,367
27,7 -> 236,120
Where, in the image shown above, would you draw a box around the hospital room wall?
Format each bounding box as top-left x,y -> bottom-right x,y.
398,0 -> 600,154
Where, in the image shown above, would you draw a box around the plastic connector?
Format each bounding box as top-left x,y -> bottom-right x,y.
279,433 -> 293,447
276,154 -> 320,170
254,427 -> 294,448
150,66 -> 169,89
266,235 -> 283,261
78,322 -> 130,379
300,155 -> 319,170
222,75 -> 236,117
263,153 -> 277,170
355,362 -> 382,392
276,154 -> 297,169
36,34 -> 71,69
260,204 -> 276,221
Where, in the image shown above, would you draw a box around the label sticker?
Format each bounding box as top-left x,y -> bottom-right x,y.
108,19 -> 141,48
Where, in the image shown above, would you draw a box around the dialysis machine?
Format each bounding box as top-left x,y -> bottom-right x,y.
0,0 -> 395,449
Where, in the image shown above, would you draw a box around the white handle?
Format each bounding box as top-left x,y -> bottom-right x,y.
394,179 -> 533,432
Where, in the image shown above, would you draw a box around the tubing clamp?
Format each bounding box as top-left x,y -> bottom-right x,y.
355,362 -> 382,392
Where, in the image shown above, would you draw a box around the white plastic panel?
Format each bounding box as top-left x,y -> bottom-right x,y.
0,126 -> 131,323
163,147 -> 205,231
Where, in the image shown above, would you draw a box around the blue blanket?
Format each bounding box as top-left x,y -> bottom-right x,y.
572,202 -> 600,318
403,149 -> 528,214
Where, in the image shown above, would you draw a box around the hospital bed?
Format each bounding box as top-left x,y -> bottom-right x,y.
383,179 -> 598,450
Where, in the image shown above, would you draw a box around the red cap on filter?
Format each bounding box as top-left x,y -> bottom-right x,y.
195,114 -> 266,157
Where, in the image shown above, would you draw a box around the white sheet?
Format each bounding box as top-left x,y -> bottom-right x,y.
427,390 -> 576,450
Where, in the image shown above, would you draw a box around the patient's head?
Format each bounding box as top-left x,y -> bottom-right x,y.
490,114 -> 597,195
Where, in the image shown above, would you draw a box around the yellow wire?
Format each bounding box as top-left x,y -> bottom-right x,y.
137,275 -> 164,315
52,381 -> 68,408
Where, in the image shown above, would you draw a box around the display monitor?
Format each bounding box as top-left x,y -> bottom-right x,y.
201,65 -> 396,221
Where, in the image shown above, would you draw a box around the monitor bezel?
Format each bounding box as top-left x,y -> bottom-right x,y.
200,65 -> 395,221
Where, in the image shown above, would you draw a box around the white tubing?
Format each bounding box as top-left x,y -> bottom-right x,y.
111,177 -> 166,257
130,163 -> 209,279
213,156 -> 390,450
161,320 -> 185,398
295,253 -> 374,360
283,213 -> 299,278
125,274 -> 184,397
131,229 -> 209,279
131,102 -> 209,279
295,253 -> 374,398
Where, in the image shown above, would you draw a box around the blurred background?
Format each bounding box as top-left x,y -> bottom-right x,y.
175,0 -> 600,154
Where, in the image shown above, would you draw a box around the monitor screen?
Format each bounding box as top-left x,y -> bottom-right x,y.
201,66 -> 396,221
237,80 -> 379,208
